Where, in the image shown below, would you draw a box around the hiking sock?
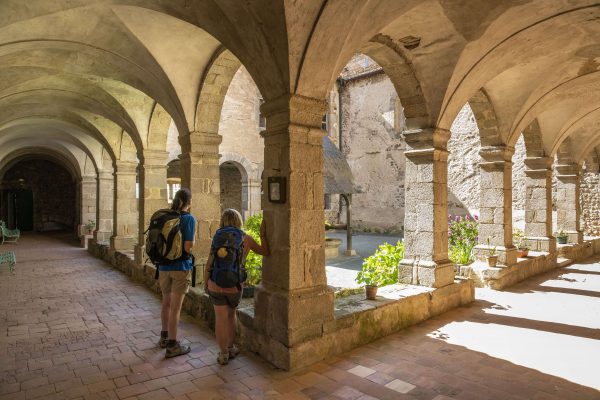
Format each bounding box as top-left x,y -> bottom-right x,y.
160,331 -> 168,339
167,339 -> 178,347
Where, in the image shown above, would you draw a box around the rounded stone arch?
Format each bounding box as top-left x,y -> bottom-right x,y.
555,137 -> 575,165
521,118 -> 546,158
189,48 -> 242,141
219,152 -> 257,181
219,153 -> 262,219
359,37 -> 430,130
146,101 -> 171,151
467,89 -> 502,147
0,146 -> 83,184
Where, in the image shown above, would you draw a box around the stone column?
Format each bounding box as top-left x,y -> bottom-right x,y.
135,150 -> 168,265
180,132 -> 222,267
474,145 -> 517,266
79,175 -> 97,236
242,178 -> 262,219
251,94 -> 334,370
524,157 -> 556,253
110,161 -> 138,251
556,163 -> 583,244
94,170 -> 113,242
398,128 -> 454,288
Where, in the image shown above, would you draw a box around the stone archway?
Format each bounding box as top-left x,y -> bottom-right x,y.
0,157 -> 77,232
219,161 -> 244,214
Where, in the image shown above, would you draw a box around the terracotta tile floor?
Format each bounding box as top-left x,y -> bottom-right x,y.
1,233 -> 599,400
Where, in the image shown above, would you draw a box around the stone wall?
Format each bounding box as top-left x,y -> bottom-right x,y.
581,171 -> 600,236
220,163 -> 243,212
2,159 -> 76,231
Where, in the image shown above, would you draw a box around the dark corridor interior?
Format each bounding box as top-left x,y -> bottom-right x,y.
0,158 -> 76,231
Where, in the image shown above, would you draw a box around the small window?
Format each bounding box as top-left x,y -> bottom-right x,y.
258,97 -> 266,129
324,194 -> 331,210
321,114 -> 328,131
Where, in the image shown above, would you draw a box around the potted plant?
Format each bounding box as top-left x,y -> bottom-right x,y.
356,241 -> 403,300
486,237 -> 498,267
513,229 -> 529,258
556,229 -> 568,245
84,219 -> 96,235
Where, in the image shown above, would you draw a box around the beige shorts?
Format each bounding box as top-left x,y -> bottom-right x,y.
159,270 -> 192,295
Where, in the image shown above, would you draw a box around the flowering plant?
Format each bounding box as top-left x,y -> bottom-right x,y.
513,228 -> 528,250
448,215 -> 478,265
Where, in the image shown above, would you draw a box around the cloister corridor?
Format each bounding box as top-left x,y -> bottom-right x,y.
0,234 -> 598,400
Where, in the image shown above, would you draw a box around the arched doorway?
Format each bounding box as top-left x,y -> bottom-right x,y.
0,159 -> 76,232
220,162 -> 243,213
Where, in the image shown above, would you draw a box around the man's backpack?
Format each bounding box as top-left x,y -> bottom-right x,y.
145,209 -> 196,286
210,226 -> 246,288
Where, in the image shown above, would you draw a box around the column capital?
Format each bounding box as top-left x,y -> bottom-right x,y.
524,156 -> 552,178
261,94 -> 327,132
555,162 -> 581,180
141,149 -> 169,166
98,169 -> 113,180
179,131 -> 222,154
479,145 -> 514,162
113,160 -> 137,175
402,128 -> 450,159
81,175 -> 96,184
179,151 -> 220,166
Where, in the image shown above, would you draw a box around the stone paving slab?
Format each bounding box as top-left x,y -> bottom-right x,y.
1,233 -> 599,399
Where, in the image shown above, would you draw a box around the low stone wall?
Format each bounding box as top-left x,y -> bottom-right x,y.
88,239 -> 475,370
460,237 -> 600,290
237,280 -> 474,370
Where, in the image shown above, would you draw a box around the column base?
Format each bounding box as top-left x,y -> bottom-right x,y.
474,245 -> 517,266
110,235 -> 135,251
524,236 -> 556,253
252,284 -> 334,349
398,259 -> 454,288
344,249 -> 357,256
567,231 -> 584,244
134,244 -> 146,266
93,230 -> 111,242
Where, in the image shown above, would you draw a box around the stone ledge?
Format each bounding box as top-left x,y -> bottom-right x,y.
460,237 -> 600,290
238,279 -> 474,370
88,241 -> 474,370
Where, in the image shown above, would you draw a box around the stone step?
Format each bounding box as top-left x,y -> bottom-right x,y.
557,257 -> 573,268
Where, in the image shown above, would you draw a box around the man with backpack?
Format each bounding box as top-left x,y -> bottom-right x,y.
204,208 -> 269,365
146,188 -> 195,358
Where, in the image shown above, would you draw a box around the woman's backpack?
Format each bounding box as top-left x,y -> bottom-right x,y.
210,226 -> 246,288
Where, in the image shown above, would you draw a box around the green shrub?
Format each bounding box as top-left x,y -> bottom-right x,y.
448,215 -> 478,265
243,213 -> 263,286
356,241 -> 403,287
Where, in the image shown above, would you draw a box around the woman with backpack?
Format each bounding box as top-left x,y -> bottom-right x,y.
157,188 -> 196,358
204,208 -> 269,365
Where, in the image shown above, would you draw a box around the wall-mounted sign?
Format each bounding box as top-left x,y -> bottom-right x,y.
268,177 -> 286,203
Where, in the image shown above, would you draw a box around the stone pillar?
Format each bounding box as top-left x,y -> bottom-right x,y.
79,175 -> 97,236
398,128 -> 454,288
474,145 -> 517,266
135,150 -> 168,265
242,178 -> 262,219
110,161 -> 138,251
180,132 -> 222,267
94,170 -> 113,242
251,95 -> 334,370
524,157 -> 556,253
556,163 -> 583,244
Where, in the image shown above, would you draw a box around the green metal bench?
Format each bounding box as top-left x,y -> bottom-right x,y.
0,221 -> 20,245
0,251 -> 15,273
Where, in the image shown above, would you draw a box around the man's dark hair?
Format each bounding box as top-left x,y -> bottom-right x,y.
171,188 -> 192,211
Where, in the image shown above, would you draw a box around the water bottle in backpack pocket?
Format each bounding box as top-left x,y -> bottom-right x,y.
210,226 -> 246,288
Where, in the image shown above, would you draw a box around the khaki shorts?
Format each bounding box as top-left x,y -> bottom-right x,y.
159,270 -> 192,295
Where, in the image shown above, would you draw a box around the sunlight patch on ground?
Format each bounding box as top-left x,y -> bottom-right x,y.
428,321 -> 600,390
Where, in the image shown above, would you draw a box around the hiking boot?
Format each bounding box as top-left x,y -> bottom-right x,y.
217,351 -> 229,365
158,337 -> 168,349
228,345 -> 240,359
165,341 -> 191,358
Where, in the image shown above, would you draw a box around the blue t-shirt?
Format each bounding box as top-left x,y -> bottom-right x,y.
158,213 -> 196,271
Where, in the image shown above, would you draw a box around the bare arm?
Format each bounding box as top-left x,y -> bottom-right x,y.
184,240 -> 194,254
203,254 -> 213,291
245,220 -> 270,256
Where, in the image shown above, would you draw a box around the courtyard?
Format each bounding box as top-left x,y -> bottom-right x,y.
0,234 -> 598,399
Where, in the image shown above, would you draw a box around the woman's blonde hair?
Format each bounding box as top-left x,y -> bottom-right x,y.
220,208 -> 243,228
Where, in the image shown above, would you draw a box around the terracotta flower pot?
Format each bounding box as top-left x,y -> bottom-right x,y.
517,249 -> 529,258
365,285 -> 378,300
486,255 -> 498,267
